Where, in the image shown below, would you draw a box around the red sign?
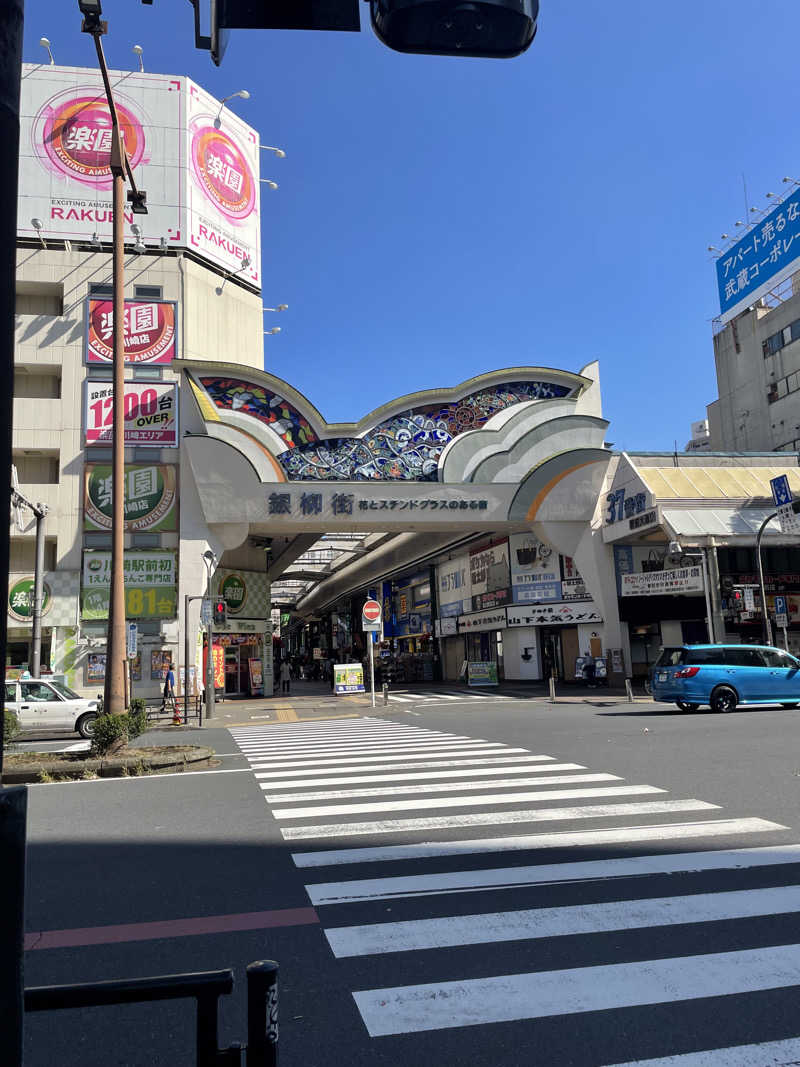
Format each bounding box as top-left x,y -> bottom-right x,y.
86,299 -> 177,365
362,599 -> 382,623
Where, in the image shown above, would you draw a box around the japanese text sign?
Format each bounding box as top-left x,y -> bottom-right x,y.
81,550 -> 177,620
84,463 -> 177,532
86,299 -> 177,365
85,381 -> 178,447
716,186 -> 800,324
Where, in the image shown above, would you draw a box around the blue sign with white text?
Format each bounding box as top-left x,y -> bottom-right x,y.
716,187 -> 800,323
771,474 -> 793,508
775,595 -> 788,616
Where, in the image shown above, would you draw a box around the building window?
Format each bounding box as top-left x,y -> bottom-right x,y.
13,454 -> 59,484
135,285 -> 162,300
88,284 -> 113,298
13,373 -> 61,399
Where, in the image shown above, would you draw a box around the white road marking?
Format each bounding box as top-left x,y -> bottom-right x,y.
247,745 -> 528,770
281,799 -> 719,841
274,784 -> 663,820
257,763 -> 588,789
352,943 -> 800,1036
234,730 -> 468,750
255,754 -> 558,781
304,842 -> 800,905
291,817 -> 788,868
264,773 -> 621,803
241,739 -> 502,758
326,884 -> 800,957
604,1036 -> 800,1066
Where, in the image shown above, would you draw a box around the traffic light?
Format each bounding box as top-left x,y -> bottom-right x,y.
213,598 -> 227,626
730,589 -> 744,612
370,0 -> 539,58
200,0 -> 537,64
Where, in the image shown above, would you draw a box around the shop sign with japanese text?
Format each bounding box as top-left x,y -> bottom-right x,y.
620,566 -> 704,598
561,577 -> 591,601
437,552 -> 471,617
458,607 -> 507,633
81,550 -> 177,620
509,532 -> 561,603
84,463 -> 177,532
716,184 -> 800,325
85,381 -> 178,447
86,299 -> 177,364
507,603 -> 602,626
470,538 -> 510,611
7,576 -> 51,622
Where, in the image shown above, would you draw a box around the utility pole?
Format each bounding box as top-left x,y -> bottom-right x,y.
79,0 -> 147,715
10,481 -> 48,676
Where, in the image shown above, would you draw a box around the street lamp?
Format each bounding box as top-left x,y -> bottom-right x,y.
80,0 -> 148,718
202,549 -> 217,721
668,542 -> 715,643
214,89 -> 250,127
260,145 -> 286,158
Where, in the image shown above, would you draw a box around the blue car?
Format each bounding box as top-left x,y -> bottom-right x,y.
650,644 -> 800,713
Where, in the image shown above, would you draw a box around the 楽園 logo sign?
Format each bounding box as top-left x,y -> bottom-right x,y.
8,577 -> 51,622
84,464 -> 177,532
220,573 -> 247,615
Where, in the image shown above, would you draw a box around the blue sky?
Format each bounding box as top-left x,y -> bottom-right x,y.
21,1 -> 800,448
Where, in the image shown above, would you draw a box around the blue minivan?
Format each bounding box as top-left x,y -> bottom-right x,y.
650,644 -> 800,713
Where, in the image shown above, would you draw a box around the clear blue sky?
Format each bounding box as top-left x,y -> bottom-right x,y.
21,1 -> 800,448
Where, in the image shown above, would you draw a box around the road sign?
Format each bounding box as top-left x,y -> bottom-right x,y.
771,474 -> 793,508
775,595 -> 788,615
200,598 -> 213,626
778,502 -> 800,535
776,613 -> 789,629
126,621 -> 138,659
362,598 -> 382,632
743,587 -> 755,612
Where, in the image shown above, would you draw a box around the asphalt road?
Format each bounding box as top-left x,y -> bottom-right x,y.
19,696 -> 800,1066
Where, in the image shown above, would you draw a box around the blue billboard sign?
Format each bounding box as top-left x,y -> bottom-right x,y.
716,186 -> 800,325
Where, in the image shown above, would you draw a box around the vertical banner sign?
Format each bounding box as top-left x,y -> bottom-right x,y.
85,381 -> 178,446
86,299 -> 177,365
248,658 -> 263,696
185,78 -> 261,286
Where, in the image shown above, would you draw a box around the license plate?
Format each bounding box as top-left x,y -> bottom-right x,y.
657,671 -> 667,682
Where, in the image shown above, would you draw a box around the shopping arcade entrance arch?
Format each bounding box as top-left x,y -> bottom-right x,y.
179,359 -> 624,675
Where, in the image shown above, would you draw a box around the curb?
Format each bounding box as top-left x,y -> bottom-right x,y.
3,745 -> 216,784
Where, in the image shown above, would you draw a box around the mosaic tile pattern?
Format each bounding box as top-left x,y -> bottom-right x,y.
199,377 -> 571,481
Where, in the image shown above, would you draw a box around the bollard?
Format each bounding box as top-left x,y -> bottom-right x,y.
625,678 -> 634,703
382,682 -> 388,706
246,960 -> 279,1067
548,676 -> 556,703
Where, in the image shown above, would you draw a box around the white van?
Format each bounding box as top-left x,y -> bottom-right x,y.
5,679 -> 100,738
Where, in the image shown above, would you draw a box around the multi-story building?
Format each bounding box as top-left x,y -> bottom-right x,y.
10,62 -> 271,698
708,274 -> 800,452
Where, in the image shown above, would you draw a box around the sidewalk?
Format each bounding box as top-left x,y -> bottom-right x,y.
195,678 -> 649,727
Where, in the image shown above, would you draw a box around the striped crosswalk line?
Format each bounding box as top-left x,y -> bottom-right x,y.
353,943 -> 800,1037
229,715 -> 800,1060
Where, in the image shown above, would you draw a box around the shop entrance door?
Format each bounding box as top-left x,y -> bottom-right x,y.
540,629 -> 563,681
224,647 -> 241,696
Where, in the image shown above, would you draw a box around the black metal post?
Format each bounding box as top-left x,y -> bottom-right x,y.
0,0 -> 25,785
1,787 -> 27,1067
246,960 -> 279,1066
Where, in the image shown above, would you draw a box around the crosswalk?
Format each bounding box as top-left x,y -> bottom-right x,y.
230,716 -> 800,1063
385,688 -> 497,704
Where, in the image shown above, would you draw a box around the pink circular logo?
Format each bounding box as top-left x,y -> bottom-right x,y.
191,125 -> 255,221
37,90 -> 146,188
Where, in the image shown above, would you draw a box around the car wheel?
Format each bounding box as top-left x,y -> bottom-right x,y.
710,686 -> 737,714
76,712 -> 98,739
676,701 -> 699,712
781,703 -> 799,709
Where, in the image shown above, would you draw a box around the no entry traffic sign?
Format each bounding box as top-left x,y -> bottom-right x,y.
362,599 -> 382,628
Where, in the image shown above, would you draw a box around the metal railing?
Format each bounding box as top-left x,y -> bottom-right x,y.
25,960 -> 279,1067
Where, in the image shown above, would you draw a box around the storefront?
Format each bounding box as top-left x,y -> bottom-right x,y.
380,572 -> 435,682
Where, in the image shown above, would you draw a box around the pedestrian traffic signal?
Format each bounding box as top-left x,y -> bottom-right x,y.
213,598 -> 227,626
730,589 -> 744,612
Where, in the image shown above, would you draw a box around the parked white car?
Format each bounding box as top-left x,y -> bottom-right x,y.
5,679 -> 100,738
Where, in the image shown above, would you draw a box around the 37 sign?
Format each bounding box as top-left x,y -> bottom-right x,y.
85,381 -> 178,447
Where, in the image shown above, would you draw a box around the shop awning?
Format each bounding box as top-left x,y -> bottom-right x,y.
661,506 -> 788,540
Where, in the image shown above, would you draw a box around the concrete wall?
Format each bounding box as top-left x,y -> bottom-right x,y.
503,626 -> 540,680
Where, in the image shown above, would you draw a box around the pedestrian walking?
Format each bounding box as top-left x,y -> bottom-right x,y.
161,658 -> 177,716
280,658 -> 291,695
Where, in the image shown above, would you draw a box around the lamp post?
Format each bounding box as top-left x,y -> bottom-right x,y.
80,1 -> 148,717
203,550 -> 217,721
756,512 -> 778,647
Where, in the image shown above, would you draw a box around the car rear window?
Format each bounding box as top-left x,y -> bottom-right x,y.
684,648 -> 728,665
654,648 -> 684,667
